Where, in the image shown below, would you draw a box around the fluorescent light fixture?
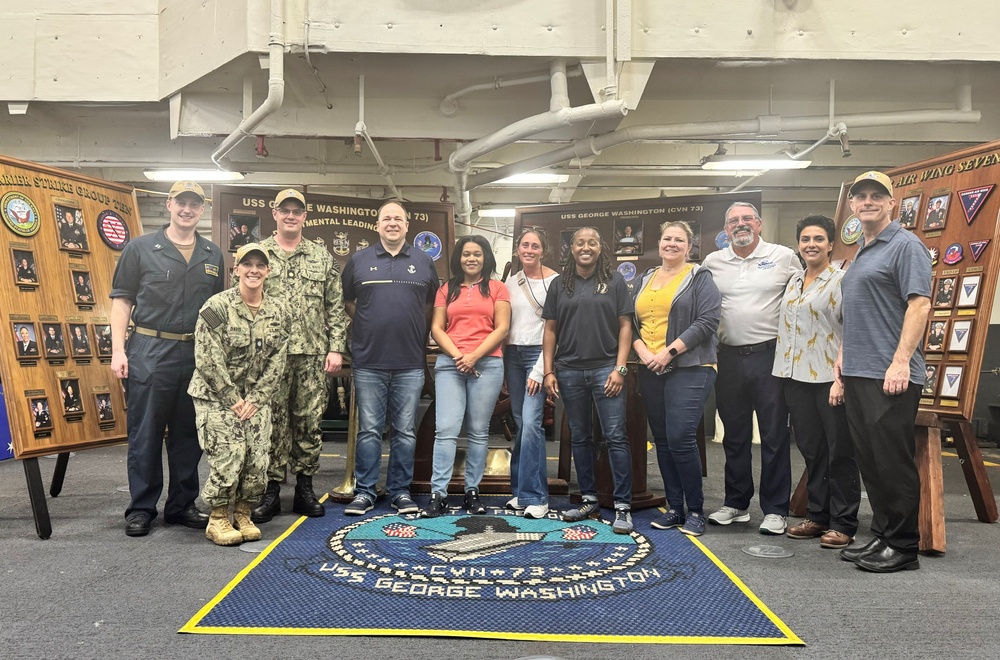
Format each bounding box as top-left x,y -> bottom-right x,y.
492,172 -> 569,185
477,208 -> 517,218
701,155 -> 810,171
143,169 -> 245,182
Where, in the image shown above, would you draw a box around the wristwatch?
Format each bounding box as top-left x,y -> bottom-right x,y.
668,347 -> 678,357
615,365 -> 628,376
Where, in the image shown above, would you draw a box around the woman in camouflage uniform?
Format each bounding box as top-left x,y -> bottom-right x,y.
188,243 -> 289,546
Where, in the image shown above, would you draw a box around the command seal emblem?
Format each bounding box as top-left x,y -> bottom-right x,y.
332,231 -> 351,256
840,216 -> 862,245
2,191 -> 41,237
414,231 -> 442,261
96,210 -> 131,250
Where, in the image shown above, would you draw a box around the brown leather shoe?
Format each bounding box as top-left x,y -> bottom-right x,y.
786,519 -> 826,539
820,529 -> 854,549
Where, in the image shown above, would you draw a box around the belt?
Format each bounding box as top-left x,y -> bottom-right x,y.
134,326 -> 195,342
722,338 -> 777,356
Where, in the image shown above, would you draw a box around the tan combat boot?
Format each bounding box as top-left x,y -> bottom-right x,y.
233,501 -> 262,542
206,506 -> 243,546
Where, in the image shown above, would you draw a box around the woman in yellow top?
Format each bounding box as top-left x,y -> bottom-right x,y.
631,221 -> 721,536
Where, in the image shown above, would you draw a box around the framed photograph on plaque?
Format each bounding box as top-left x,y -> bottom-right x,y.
948,319 -> 973,353
41,323 -> 67,358
933,276 -> 956,309
54,204 -> 90,252
96,393 -> 115,422
957,274 -> 982,308
940,365 -> 964,399
60,378 -> 84,414
614,220 -> 644,256
71,270 -> 95,304
29,397 -> 53,431
94,324 -> 113,356
12,321 -> 40,358
922,364 -> 940,397
922,192 -> 950,231
12,248 -> 39,286
228,211 -> 260,252
68,323 -> 92,357
925,320 -> 947,353
898,192 -> 921,229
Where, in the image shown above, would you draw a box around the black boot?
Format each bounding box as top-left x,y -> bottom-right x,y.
293,474 -> 325,517
250,481 -> 281,523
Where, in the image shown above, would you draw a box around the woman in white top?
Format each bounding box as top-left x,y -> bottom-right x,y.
772,215 -> 860,550
503,228 -> 559,519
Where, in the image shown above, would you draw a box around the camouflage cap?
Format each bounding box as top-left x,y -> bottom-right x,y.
234,242 -> 270,265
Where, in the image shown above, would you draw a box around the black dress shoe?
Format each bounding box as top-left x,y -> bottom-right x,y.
251,481 -> 281,523
856,545 -> 920,573
840,537 -> 886,563
163,506 -> 209,529
125,512 -> 151,537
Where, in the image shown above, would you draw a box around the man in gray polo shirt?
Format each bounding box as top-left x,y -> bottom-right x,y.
836,171 -> 931,573
703,202 -> 799,535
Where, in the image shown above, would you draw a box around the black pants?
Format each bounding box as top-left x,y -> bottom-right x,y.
124,334 -> 202,520
715,344 -> 791,515
843,377 -> 921,552
784,379 -> 860,536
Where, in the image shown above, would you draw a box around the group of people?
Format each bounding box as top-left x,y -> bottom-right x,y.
111,170 -> 930,572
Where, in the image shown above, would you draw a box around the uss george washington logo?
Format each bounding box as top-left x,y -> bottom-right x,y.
305,509 -> 694,601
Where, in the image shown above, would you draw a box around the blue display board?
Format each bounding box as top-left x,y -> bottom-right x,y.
0,381 -> 14,461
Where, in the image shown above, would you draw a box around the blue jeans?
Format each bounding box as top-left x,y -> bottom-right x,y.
431,355 -> 505,495
353,367 -> 425,500
638,365 -> 716,514
504,345 -> 549,506
558,365 -> 632,505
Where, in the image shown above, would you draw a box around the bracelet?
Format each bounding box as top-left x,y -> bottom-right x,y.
543,371 -> 555,378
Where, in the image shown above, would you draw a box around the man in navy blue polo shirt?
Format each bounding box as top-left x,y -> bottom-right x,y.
836,171 -> 931,573
342,200 -> 439,515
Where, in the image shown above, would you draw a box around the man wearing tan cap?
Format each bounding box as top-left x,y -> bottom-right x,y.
110,180 -> 225,537
251,188 -> 348,522
836,171 -> 931,572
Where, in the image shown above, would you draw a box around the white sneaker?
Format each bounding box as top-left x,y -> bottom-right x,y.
708,506 -> 750,525
505,497 -> 524,511
759,514 -> 787,535
523,504 -> 549,519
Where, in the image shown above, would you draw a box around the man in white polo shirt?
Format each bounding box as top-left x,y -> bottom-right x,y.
703,202 -> 799,535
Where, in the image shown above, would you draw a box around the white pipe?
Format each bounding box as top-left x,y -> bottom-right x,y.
604,0 -> 617,99
469,107 -> 981,188
354,74 -> 400,198
212,0 -> 286,168
438,66 -> 583,116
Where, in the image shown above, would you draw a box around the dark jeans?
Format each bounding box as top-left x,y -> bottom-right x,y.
843,377 -> 921,552
784,379 -> 860,536
638,365 -> 716,514
558,365 -> 632,505
715,343 -> 791,515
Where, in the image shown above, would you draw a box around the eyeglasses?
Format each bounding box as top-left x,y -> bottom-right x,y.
725,215 -> 758,228
275,208 -> 306,218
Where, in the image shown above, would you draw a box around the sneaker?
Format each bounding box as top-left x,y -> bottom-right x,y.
759,514 -> 787,535
418,493 -> 448,518
708,506 -> 751,525
505,497 -> 525,511
523,504 -> 549,519
344,494 -> 374,516
464,488 -> 486,514
820,529 -> 854,549
391,493 -> 419,514
561,497 -> 600,522
680,512 -> 706,537
612,505 -> 633,535
787,519 -> 827,539
651,508 -> 685,530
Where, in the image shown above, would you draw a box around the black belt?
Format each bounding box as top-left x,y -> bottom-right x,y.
722,339 -> 777,356
134,326 -> 195,342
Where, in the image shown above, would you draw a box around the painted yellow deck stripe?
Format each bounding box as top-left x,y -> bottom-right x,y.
941,451 -> 1000,467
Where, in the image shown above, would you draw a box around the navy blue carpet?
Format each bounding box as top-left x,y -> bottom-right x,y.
182,499 -> 802,645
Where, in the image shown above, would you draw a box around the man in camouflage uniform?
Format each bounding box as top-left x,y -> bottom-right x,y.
252,189 -> 348,522
189,242 -> 288,545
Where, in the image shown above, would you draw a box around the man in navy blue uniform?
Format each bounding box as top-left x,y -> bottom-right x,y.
342,200 -> 439,515
110,180 -> 225,537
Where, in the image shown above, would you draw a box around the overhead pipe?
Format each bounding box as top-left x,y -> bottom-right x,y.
450,58 -> 629,219
353,73 -> 401,199
439,65 -> 584,116
212,0 -> 286,168
468,87 -> 979,189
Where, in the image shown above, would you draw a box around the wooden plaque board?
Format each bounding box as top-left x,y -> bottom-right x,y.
212,187 -> 454,283
831,141 -> 1000,420
0,154 -> 141,458
512,191 -> 763,294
